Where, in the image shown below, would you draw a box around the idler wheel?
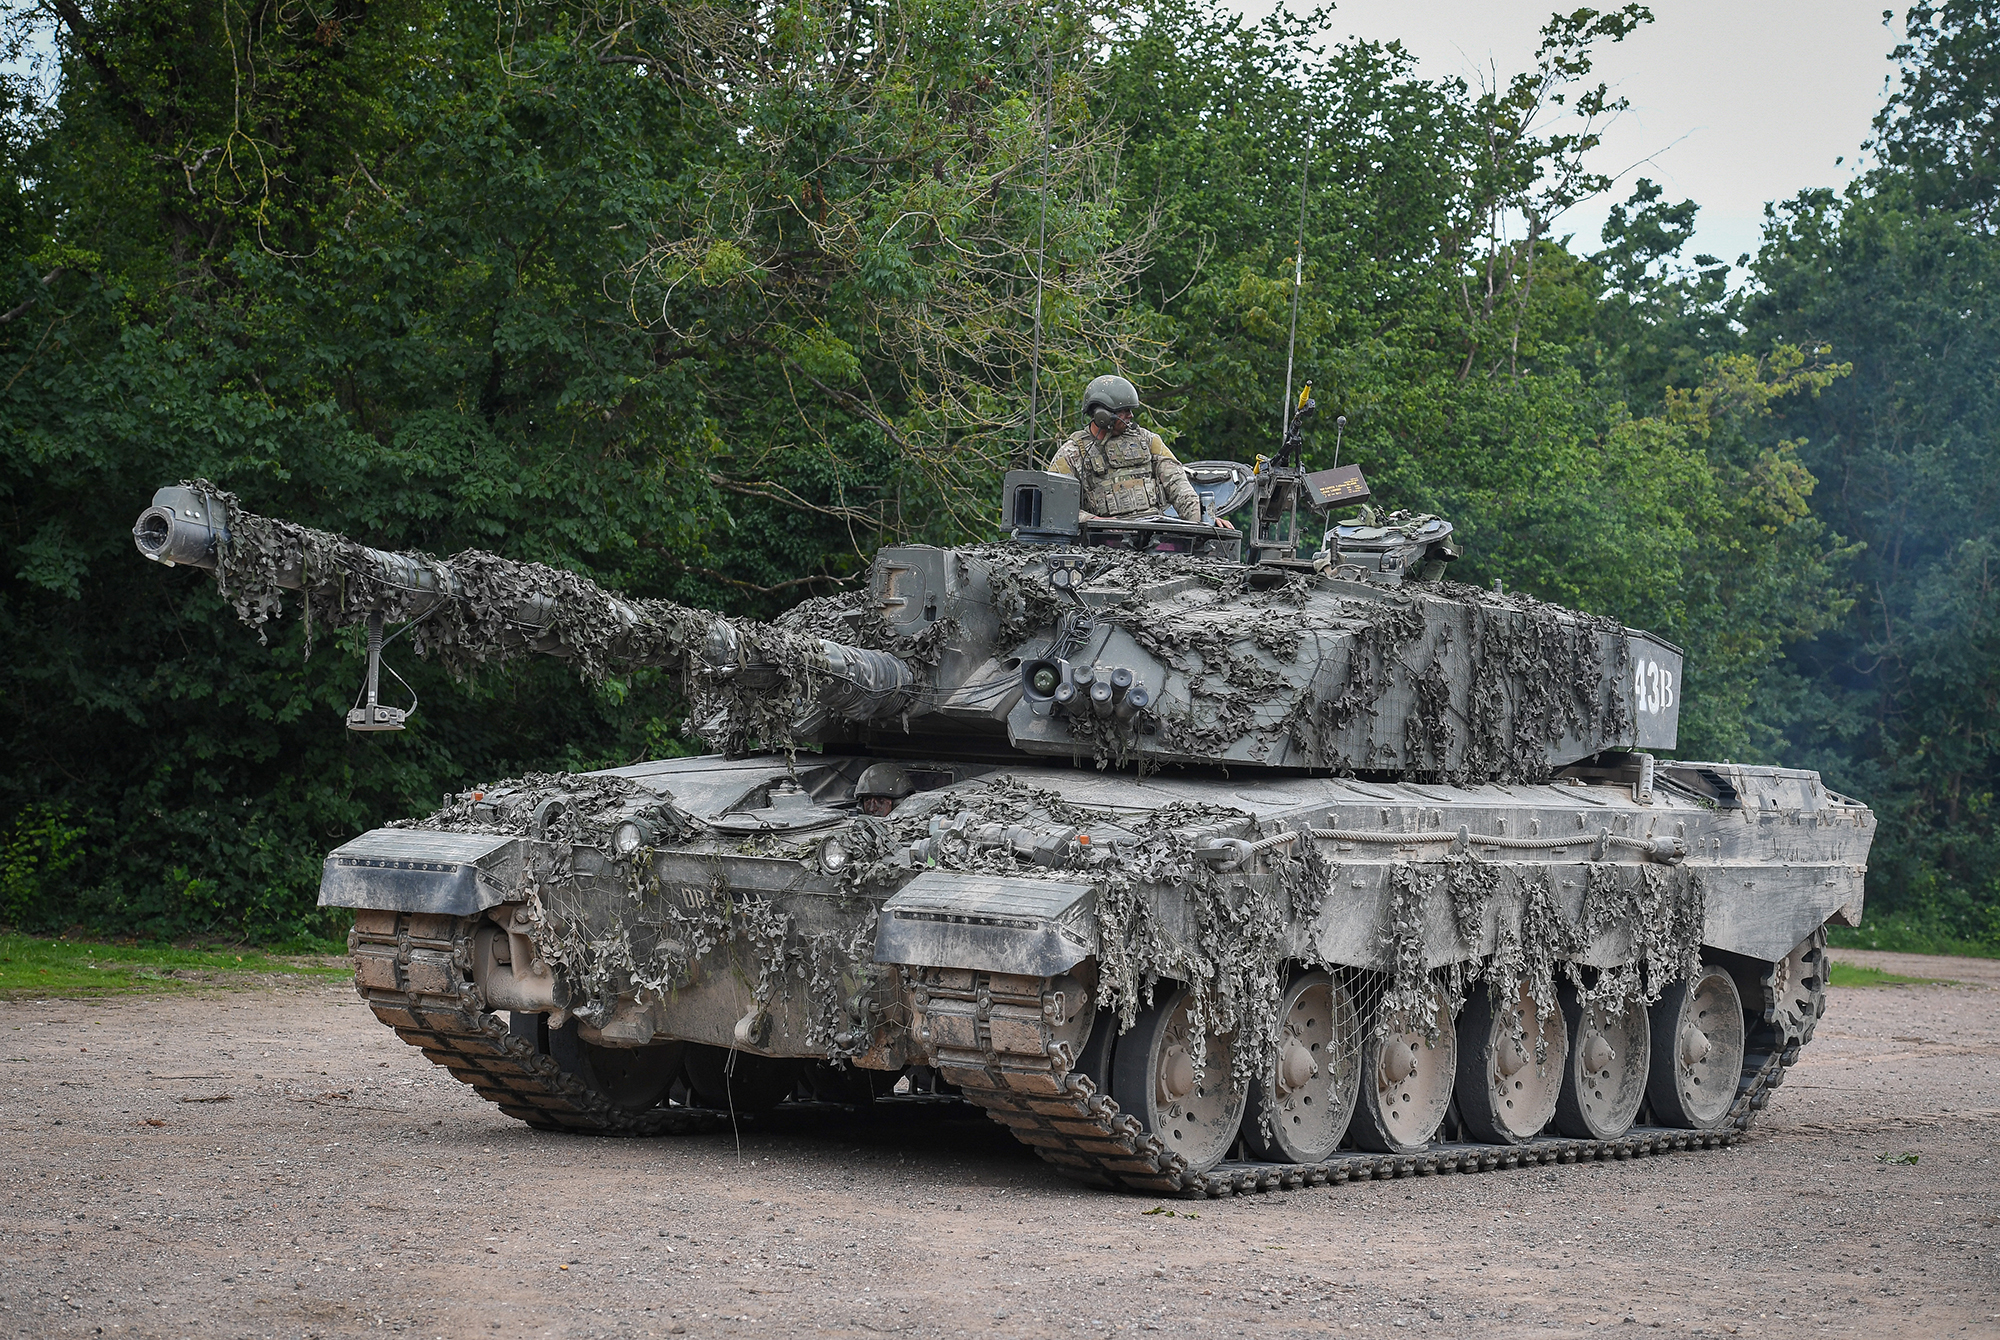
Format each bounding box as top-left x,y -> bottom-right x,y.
1455,980 -> 1568,1144
1646,968 -> 1747,1130
1553,987 -> 1651,1140
682,1044 -> 803,1114
1242,970 -> 1362,1164
1111,985 -> 1246,1174
539,1018 -> 684,1114
1346,982 -> 1456,1154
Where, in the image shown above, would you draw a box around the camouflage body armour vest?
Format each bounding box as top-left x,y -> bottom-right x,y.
1075,427 -> 1160,517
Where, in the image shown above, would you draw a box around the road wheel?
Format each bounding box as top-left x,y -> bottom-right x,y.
1646,969 -> 1747,1130
1553,988 -> 1650,1140
1242,971 -> 1362,1163
1110,985 -> 1246,1174
1347,982 -> 1456,1154
1456,980 -> 1567,1144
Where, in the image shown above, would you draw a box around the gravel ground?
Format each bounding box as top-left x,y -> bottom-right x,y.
2,956 -> 1996,1340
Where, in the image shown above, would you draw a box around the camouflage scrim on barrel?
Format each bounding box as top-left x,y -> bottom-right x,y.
133,482 -> 917,752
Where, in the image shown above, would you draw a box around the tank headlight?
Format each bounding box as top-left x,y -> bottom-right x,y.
1022,658 -> 1066,701
819,836 -> 851,873
612,819 -> 653,857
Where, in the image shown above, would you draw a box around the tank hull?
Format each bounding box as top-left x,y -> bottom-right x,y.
322,751 -> 1868,1189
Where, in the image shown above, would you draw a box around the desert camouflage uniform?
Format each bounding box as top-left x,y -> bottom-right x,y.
1047,425 -> 1205,521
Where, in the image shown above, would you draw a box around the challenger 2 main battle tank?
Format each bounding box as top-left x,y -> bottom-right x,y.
130,441 -> 1871,1196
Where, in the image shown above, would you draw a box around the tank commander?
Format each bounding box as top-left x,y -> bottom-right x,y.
1047,375 -> 1234,529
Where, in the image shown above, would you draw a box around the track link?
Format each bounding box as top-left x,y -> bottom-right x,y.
347,910 -> 714,1137
918,967 -> 1798,1198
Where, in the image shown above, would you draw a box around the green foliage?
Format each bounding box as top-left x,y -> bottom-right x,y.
1,0 -> 724,942
0,933 -> 348,999
1872,0 -> 2000,223
1823,960 -> 1945,987
0,0 -> 1989,950
1730,3 -> 2000,945
1828,906 -> 2000,960
0,805 -> 85,927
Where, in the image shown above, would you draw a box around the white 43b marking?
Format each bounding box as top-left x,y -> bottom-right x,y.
1634,659 -> 1675,714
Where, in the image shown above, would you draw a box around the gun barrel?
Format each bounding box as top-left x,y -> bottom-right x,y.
136,483 -> 499,612
134,483 -> 913,727
136,484 -> 607,656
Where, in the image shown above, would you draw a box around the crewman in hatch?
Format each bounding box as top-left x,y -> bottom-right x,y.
1047,375 -> 1232,528
853,762 -> 914,818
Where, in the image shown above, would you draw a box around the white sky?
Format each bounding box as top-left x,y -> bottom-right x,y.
1231,0 -> 1905,269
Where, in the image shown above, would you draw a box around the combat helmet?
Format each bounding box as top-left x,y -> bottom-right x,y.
854,761 -> 915,816
1080,374 -> 1141,419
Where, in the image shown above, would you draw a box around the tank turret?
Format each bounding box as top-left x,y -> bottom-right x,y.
139,480 -> 1678,781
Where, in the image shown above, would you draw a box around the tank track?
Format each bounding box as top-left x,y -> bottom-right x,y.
918,968 -> 1802,1198
345,910 -> 1809,1188
347,910 -> 715,1136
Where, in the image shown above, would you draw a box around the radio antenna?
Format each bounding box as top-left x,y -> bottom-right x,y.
1279,136 -> 1312,448
1025,43 -> 1053,469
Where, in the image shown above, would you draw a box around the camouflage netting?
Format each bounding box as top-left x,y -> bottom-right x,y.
379,761 -> 1708,1089
388,770 -> 680,842
794,774 -> 1329,1090
185,480 -> 899,755
783,540 -> 1633,782
1376,852 -> 1707,1057
543,857 -> 881,1058
387,769 -> 877,1053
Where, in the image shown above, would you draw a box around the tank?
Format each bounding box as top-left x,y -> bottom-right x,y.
130,465 -> 1872,1194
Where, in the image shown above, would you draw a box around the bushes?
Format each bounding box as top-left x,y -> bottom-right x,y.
0,805 -> 84,929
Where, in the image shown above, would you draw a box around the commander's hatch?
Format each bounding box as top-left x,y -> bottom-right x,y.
1330,510 -> 1458,584
1183,460 -> 1255,520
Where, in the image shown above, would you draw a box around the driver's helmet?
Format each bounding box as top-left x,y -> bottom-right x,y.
854,762 -> 915,802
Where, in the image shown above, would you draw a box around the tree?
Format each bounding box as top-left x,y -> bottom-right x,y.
1735,2 -> 2000,945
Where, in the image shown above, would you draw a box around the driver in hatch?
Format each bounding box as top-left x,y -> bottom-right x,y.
854,762 -> 914,818
1046,374 -> 1232,529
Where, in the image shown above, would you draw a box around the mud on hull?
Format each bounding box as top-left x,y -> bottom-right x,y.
326,754 -> 1868,1190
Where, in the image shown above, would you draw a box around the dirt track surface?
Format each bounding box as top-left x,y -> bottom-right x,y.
3,960 -> 1997,1340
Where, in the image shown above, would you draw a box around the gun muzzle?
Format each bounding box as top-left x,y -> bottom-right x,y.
133,486 -> 230,571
